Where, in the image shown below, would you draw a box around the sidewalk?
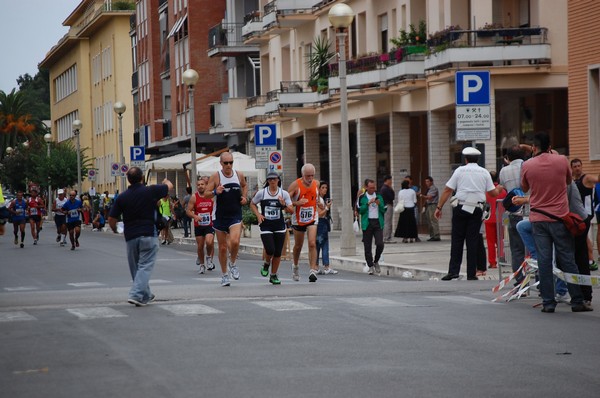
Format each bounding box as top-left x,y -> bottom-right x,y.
169,225 -> 510,281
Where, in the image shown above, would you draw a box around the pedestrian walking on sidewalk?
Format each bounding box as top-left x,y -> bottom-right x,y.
108,167 -> 173,307
380,175 -> 395,242
250,171 -> 293,285
435,147 -> 503,281
358,179 -> 386,275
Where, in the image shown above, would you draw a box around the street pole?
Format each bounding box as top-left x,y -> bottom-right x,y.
72,120 -> 82,195
114,102 -> 127,193
329,4 -> 356,256
183,69 -> 200,190
44,133 -> 52,219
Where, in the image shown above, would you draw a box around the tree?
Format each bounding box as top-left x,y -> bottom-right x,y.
0,89 -> 36,160
17,69 -> 50,121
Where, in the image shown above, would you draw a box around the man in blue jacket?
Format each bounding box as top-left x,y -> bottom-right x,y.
358,179 -> 386,275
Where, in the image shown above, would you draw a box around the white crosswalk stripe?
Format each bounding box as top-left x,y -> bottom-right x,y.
425,296 -> 491,305
252,300 -> 320,311
0,311 -> 37,322
337,297 -> 414,307
67,282 -> 106,288
67,307 -> 128,320
159,304 -> 223,316
3,286 -> 39,292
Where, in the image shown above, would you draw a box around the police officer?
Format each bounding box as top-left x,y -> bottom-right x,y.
435,147 -> 503,280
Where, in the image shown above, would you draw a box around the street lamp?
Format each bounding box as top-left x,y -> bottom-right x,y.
182,68 -> 199,189
44,133 -> 53,219
329,4 -> 356,256
113,101 -> 127,193
72,119 -> 82,195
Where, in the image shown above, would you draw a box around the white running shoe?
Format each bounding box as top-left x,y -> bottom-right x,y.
230,263 -> 240,280
198,264 -> 206,274
206,257 -> 215,271
308,269 -> 318,282
324,268 -> 339,275
221,274 -> 231,287
292,265 -> 300,281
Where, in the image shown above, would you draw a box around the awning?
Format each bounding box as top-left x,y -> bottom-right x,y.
167,14 -> 187,38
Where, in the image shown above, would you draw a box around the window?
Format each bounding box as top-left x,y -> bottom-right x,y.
56,111 -> 80,142
136,0 -> 148,38
379,14 -> 388,53
55,64 -> 78,102
102,47 -> 112,80
590,66 -> 600,159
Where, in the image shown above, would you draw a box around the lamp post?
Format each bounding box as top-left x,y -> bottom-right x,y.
329,4 -> 356,256
182,68 -> 200,189
44,133 -> 53,219
113,101 -> 127,193
72,119 -> 82,195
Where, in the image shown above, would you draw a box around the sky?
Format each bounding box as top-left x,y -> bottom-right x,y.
0,0 -> 81,93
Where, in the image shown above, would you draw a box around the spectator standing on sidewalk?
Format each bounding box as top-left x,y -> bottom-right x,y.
394,180 -> 418,243
158,194 -> 174,245
380,175 -> 395,242
499,146 -> 527,282
421,176 -> 440,241
109,167 -> 173,306
435,147 -> 502,281
182,187 -> 192,238
570,158 -> 599,271
521,132 -> 591,313
484,171 -> 506,269
316,181 -> 337,275
404,175 -> 421,241
358,179 -> 386,275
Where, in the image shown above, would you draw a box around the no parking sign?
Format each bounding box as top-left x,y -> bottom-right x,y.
120,164 -> 129,176
268,151 -> 282,171
111,162 -> 120,177
87,169 -> 96,181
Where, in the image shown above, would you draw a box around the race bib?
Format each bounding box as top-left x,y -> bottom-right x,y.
264,206 -> 280,220
69,209 -> 79,218
198,213 -> 211,226
299,206 -> 314,224
16,209 -> 23,215
30,208 -> 38,216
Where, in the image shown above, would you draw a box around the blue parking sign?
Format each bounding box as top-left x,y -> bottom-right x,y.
456,71 -> 490,105
130,146 -> 145,162
254,124 -> 277,146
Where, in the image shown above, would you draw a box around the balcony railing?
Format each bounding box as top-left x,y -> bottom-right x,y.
208,23 -> 245,48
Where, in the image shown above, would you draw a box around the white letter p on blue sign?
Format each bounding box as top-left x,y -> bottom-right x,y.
456,71 -> 490,105
254,124 -> 277,146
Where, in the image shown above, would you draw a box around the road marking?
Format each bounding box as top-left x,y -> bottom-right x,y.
338,297 -> 409,307
0,311 -> 37,322
159,304 -> 223,316
149,279 -> 173,284
156,258 -> 191,262
425,296 -> 491,305
67,282 -> 106,288
67,307 -> 128,320
4,286 -> 39,292
252,300 -> 320,311
192,277 -> 223,282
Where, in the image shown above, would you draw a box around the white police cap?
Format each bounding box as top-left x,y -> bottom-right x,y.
462,147 -> 481,156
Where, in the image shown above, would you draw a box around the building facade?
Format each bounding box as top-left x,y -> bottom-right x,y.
40,0 -> 137,194
209,0 -> 569,231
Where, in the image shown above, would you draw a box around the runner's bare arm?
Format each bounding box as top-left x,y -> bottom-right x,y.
238,171 -> 248,205
186,193 -> 197,220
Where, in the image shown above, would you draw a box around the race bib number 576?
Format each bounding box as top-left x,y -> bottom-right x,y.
299,206 -> 314,224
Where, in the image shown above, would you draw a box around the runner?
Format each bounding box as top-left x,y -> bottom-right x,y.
205,152 -> 248,287
287,163 -> 323,282
53,189 -> 68,246
186,178 -> 216,274
62,190 -> 83,250
250,171 -> 293,285
8,190 -> 27,248
27,187 -> 45,245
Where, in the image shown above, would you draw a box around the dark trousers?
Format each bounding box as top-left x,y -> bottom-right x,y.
448,206 -> 483,278
574,220 -> 592,302
363,219 -> 384,267
508,214 -> 526,282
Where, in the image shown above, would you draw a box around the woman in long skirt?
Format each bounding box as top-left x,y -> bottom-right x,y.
394,180 -> 418,242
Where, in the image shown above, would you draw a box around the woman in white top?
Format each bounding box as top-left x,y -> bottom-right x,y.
394,180 -> 418,242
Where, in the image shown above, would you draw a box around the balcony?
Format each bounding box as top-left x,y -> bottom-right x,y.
72,1 -> 135,37
242,11 -> 269,44
246,95 -> 268,122
279,81 -> 330,116
209,98 -> 249,135
263,0 -> 320,31
208,23 -> 259,58
424,27 -> 551,72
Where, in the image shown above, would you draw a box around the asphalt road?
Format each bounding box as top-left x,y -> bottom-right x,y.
1,227 -> 599,397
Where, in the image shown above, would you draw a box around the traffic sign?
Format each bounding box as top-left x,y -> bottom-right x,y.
456,106 -> 491,129
111,162 -> 120,177
254,124 -> 277,146
256,146 -> 276,169
456,71 -> 490,105
87,169 -> 96,182
120,164 -> 129,176
268,150 -> 283,171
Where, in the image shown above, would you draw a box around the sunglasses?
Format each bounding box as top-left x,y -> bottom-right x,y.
222,161 -> 233,165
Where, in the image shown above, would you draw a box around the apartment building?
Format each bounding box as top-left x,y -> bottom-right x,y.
40,0 -> 137,194
568,1 -> 600,174
210,0 -> 568,230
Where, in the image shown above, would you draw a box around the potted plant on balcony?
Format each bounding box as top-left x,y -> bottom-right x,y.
389,20 -> 427,61
307,36 -> 334,92
317,77 -> 329,94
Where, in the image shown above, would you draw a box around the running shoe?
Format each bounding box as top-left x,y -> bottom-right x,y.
20,243 -> 24,248
33,239 -> 38,245
206,257 -> 215,271
196,257 -> 201,266
230,263 -> 240,280
317,268 -> 325,275
198,264 -> 206,274
590,261 -> 598,271
324,268 -> 339,275
269,274 -> 281,285
149,294 -> 156,303
292,265 -> 300,281
14,236 -> 18,245
309,270 -> 318,282
56,235 -> 61,243
127,298 -> 147,307
221,274 -> 231,287
71,245 -> 75,251
374,262 -> 381,275
260,263 -> 269,277
75,239 -> 80,248
368,266 -> 374,275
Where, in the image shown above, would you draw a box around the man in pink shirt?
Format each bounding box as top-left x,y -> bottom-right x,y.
521,132 -> 591,313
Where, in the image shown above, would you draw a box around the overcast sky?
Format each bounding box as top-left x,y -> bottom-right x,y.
0,0 -> 81,93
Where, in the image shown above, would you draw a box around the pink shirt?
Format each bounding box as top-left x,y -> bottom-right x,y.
521,152 -> 570,222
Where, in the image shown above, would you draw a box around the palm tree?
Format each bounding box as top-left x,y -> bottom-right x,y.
0,89 -> 36,160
